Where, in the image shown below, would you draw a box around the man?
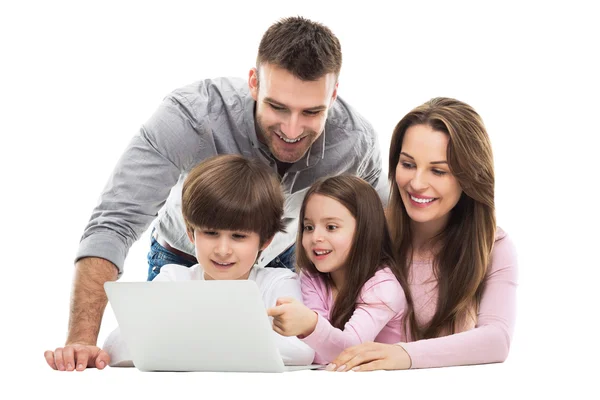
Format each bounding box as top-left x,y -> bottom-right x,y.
44,16 -> 387,371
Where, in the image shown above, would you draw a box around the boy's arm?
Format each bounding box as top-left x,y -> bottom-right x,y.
264,273 -> 316,366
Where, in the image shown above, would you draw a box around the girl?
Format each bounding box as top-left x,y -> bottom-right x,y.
267,175 -> 411,365
329,97 -> 518,371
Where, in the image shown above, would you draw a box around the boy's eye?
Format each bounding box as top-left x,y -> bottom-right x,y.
232,233 -> 247,239
203,231 -> 218,236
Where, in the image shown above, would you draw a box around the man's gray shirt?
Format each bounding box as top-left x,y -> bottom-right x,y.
76,77 -> 389,276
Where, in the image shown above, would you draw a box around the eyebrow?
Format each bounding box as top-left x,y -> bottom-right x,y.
303,217 -> 344,223
264,97 -> 327,112
400,151 -> 448,165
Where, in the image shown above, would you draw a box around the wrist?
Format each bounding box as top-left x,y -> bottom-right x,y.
299,311 -> 318,338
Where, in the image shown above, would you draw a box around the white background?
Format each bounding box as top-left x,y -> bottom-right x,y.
1,0 -> 598,398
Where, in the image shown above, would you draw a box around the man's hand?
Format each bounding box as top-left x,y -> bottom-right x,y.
44,344 -> 110,371
266,297 -> 318,337
44,257 -> 118,371
326,341 -> 412,372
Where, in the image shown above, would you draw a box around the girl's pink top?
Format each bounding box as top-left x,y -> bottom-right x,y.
299,267 -> 407,364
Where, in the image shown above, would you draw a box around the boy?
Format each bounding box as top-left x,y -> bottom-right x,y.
103,155 -> 314,367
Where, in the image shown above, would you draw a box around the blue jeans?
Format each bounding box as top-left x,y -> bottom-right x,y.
147,237 -> 296,281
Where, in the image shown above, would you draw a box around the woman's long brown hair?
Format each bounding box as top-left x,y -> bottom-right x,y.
296,175 -> 413,335
388,97 -> 496,340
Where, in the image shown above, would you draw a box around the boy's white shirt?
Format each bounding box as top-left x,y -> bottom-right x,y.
102,264 -> 315,367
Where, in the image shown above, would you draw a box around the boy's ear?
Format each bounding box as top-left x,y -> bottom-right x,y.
260,236 -> 274,251
187,228 -> 195,243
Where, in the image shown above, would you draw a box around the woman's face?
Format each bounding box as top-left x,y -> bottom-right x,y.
395,124 -> 463,230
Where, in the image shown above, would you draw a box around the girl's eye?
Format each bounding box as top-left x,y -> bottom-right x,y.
303,225 -> 314,232
432,169 -> 447,176
326,225 -> 337,231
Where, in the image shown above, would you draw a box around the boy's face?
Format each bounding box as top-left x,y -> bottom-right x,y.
187,228 -> 271,280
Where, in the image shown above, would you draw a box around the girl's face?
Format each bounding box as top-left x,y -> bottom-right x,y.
188,228 -> 270,280
395,124 -> 463,230
301,194 -> 356,276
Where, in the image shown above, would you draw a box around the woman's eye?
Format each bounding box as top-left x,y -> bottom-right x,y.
432,169 -> 447,176
401,162 -> 414,169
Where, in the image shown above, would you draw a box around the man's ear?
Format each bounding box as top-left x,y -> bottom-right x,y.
260,236 -> 274,251
330,81 -> 339,105
248,67 -> 259,101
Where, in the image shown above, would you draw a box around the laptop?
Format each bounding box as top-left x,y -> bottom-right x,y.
104,280 -> 323,372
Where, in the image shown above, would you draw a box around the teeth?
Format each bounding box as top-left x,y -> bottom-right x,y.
315,250 -> 332,255
410,195 -> 435,204
277,133 -> 303,143
214,261 -> 233,266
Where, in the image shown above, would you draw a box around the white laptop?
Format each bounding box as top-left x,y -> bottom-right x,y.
104,280 -> 323,372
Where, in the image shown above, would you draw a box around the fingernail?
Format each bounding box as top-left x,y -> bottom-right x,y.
325,363 -> 336,371
336,364 -> 346,372
99,361 -> 105,368
67,363 -> 73,370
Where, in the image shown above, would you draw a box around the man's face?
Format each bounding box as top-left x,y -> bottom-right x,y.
249,63 -> 338,164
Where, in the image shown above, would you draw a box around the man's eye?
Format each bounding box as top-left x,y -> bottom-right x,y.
269,104 -> 285,111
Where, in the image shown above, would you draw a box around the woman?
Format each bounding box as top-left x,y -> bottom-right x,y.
327,97 -> 518,371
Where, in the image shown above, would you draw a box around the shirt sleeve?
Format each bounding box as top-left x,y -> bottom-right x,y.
400,235 -> 519,369
300,273 -> 406,363
263,272 -> 316,366
75,94 -> 213,276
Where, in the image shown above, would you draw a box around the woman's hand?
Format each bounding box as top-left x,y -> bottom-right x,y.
326,341 -> 412,371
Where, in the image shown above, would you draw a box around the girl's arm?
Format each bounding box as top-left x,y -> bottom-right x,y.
400,234 -> 518,368
300,269 -> 406,363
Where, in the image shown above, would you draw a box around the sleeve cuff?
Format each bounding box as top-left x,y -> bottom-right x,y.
75,233 -> 129,277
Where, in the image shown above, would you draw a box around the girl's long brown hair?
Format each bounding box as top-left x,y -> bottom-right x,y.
296,175 -> 413,334
388,97 -> 496,340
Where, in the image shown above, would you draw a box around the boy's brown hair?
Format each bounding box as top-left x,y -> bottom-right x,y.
182,155 -> 285,246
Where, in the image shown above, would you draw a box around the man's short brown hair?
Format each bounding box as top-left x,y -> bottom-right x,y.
257,16 -> 342,80
182,155 -> 285,246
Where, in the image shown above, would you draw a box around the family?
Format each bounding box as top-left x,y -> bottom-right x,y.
44,16 -> 518,372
